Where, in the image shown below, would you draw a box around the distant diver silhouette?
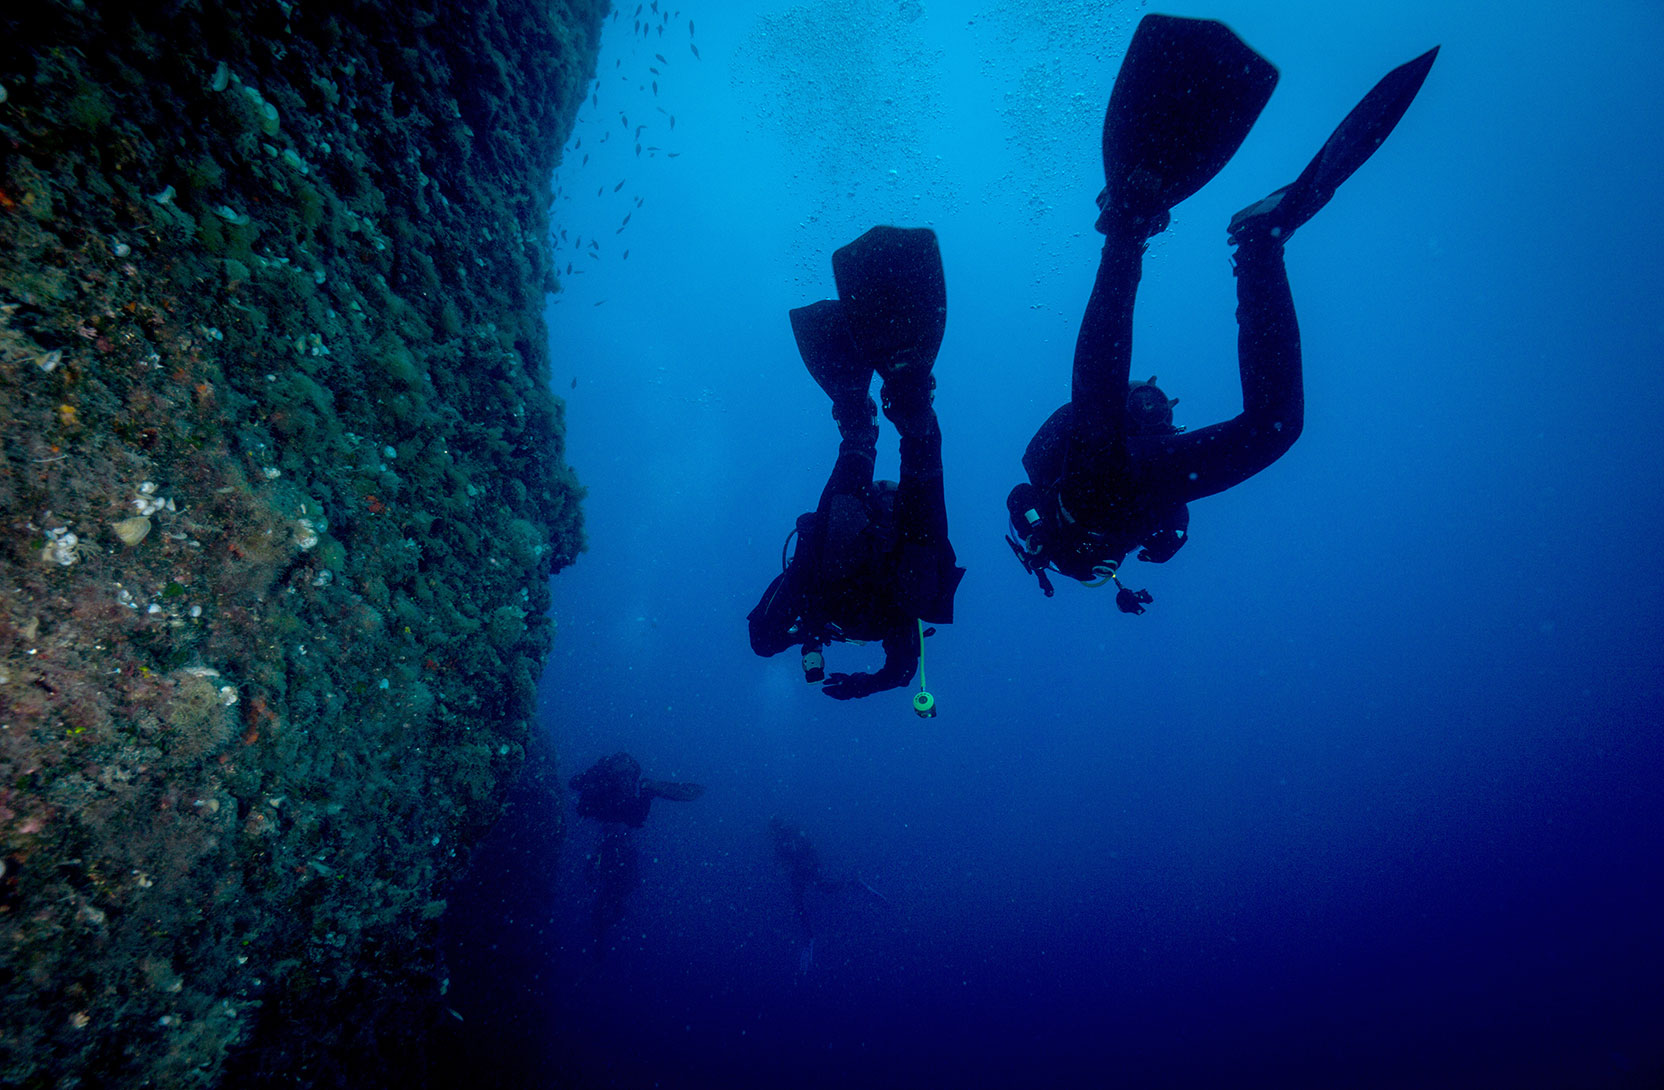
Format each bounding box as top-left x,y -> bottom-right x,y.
569,752 -> 703,951
769,816 -> 889,972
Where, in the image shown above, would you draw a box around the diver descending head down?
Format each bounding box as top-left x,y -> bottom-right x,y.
749,226 -> 965,705
1007,14 -> 1438,611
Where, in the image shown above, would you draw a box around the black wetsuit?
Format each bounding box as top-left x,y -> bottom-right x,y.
1012,227 -> 1301,583
749,403 -> 963,698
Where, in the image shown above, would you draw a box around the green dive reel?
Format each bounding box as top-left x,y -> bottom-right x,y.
913,619 -> 937,719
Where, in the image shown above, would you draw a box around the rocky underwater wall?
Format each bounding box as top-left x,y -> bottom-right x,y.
0,0 -> 602,1084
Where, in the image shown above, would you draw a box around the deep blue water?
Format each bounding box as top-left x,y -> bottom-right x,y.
437,1 -> 1664,1087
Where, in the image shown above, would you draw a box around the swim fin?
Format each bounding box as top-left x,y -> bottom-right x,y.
1229,45 -> 1440,244
788,299 -> 870,409
1101,14 -> 1279,229
641,780 -> 705,802
830,225 -> 946,385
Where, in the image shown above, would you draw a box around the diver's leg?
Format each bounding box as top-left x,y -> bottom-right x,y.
1138,237 -> 1303,503
1056,223 -> 1147,525
591,825 -> 639,947
1068,224 -> 1144,436
801,399 -> 879,590
893,396 -> 965,621
815,397 -> 878,515
893,402 -> 945,548
1233,238 -> 1303,452
792,878 -> 815,942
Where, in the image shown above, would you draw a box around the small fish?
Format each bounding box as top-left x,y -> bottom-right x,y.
560,229 -> 568,240
591,91 -> 598,107
634,21 -> 640,34
635,196 -> 644,207
657,24 -> 663,36
635,125 -> 646,138
588,250 -> 599,260
651,0 -> 657,11
689,19 -> 695,35
652,81 -> 658,95
596,186 -> 603,196
635,143 -> 642,156
622,250 -> 629,260
650,67 -> 660,75
667,151 -> 680,158
565,262 -> 572,274
621,113 -> 629,127
574,137 -> 582,149
571,377 -> 578,388
634,3 -> 642,13
669,115 -> 676,130
613,179 -> 625,192
655,53 -> 667,64
594,300 -> 604,306
581,153 -> 589,165
590,239 -> 600,250
690,43 -> 700,59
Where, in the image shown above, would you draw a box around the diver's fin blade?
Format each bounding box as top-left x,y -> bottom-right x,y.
788,299 -> 864,382
1272,45 -> 1441,232
1102,14 -> 1279,222
641,779 -> 705,803
830,225 -> 946,380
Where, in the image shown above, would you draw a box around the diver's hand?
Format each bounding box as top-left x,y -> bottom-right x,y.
1116,586 -> 1153,615
821,672 -> 876,700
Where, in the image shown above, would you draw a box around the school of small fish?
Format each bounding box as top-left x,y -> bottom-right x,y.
550,2 -> 699,326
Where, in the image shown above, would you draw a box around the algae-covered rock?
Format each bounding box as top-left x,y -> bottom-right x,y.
0,0 -> 602,1085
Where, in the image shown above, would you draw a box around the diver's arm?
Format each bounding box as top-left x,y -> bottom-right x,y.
869,629 -> 920,691
821,625 -> 918,699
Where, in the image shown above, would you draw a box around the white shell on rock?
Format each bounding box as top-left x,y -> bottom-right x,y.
112,516 -> 151,545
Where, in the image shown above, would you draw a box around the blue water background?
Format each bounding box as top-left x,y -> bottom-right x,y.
439,1 -> 1664,1086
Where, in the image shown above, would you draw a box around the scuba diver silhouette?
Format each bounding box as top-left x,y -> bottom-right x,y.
769,816 -> 889,973
1006,14 -> 1438,610
568,753 -> 703,953
749,226 -> 964,709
